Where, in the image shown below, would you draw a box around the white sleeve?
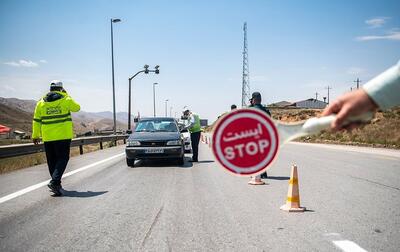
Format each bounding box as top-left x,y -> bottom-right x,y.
186,115 -> 195,128
363,60 -> 400,110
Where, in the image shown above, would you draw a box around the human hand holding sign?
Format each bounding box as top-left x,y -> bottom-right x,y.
212,108 -> 373,176
321,89 -> 377,131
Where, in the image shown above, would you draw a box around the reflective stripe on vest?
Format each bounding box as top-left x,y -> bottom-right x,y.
41,118 -> 72,125
41,112 -> 72,125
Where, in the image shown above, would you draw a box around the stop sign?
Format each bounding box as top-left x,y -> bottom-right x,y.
212,108 -> 279,176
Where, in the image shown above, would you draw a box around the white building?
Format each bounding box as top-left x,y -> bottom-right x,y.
289,98 -> 328,109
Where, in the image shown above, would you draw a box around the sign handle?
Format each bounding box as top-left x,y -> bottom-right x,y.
302,112 -> 374,135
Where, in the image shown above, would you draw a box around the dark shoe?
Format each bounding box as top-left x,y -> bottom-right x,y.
260,172 -> 268,179
47,183 -> 62,196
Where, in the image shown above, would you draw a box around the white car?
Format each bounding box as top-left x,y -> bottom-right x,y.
178,120 -> 192,153
180,128 -> 192,153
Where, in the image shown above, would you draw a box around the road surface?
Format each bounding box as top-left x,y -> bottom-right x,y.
0,142 -> 399,251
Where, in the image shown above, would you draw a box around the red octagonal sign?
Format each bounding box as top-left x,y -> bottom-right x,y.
212,108 -> 279,176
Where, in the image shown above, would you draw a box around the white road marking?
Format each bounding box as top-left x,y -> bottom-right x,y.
0,153 -> 125,204
333,240 -> 368,252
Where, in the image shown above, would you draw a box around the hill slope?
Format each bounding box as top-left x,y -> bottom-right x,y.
0,97 -> 128,135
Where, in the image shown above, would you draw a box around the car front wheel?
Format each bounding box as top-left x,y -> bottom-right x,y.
126,158 -> 135,167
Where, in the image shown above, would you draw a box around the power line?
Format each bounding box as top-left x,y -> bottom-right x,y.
241,22 -> 250,107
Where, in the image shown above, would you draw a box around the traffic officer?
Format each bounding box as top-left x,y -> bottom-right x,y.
249,92 -> 271,179
32,80 -> 80,196
183,109 -> 202,162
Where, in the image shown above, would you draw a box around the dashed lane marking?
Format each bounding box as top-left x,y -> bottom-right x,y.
333,240 -> 368,252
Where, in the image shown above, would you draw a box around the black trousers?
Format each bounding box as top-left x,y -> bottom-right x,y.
190,131 -> 201,161
44,139 -> 71,185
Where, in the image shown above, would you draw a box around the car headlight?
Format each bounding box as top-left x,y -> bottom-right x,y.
127,140 -> 141,146
166,140 -> 182,145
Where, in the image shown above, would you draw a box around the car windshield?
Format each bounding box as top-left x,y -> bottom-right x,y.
135,120 -> 178,132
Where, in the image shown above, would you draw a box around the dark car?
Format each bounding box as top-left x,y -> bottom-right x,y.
125,117 -> 185,167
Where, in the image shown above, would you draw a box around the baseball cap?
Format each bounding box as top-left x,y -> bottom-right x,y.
50,80 -> 63,88
251,92 -> 262,100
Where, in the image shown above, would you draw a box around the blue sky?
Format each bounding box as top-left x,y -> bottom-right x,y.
1,0 -> 399,121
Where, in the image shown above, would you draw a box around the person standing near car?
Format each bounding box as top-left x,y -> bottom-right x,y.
249,92 -> 271,181
32,80 -> 80,196
183,109 -> 202,162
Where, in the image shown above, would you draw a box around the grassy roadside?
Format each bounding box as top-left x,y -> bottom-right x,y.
0,140 -> 126,174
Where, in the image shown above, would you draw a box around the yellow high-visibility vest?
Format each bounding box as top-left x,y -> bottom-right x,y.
32,91 -> 80,142
189,114 -> 201,133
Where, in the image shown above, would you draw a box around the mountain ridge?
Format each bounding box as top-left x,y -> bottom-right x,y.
0,97 -> 130,134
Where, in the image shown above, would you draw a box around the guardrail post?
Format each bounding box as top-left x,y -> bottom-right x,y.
100,141 -> 103,150
79,145 -> 83,155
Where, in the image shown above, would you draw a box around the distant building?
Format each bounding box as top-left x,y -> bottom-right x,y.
289,98 -> 328,109
268,101 -> 292,107
200,119 -> 208,127
0,124 -> 11,139
13,130 -> 26,140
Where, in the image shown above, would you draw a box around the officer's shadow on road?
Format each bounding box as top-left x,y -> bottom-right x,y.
60,190 -> 108,198
267,176 -> 290,180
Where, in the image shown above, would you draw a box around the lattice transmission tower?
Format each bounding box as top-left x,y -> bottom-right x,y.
241,22 -> 250,107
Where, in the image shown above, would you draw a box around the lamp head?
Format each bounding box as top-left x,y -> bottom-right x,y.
144,64 -> 149,74
112,18 -> 121,23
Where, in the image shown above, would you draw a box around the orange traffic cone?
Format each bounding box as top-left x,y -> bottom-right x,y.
280,165 -> 305,212
248,175 -> 265,185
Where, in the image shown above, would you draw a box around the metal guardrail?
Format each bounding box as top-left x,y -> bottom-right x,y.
0,135 -> 128,159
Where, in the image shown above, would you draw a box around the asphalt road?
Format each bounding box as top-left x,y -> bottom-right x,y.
0,142 -> 399,251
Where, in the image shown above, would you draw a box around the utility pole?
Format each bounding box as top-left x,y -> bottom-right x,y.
153,83 -> 158,117
315,92 -> 319,100
325,86 -> 332,104
110,18 -> 121,134
241,22 -> 250,107
354,78 -> 362,89
165,99 -> 169,117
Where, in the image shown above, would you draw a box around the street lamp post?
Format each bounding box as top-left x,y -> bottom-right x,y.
110,18 -> 121,135
165,99 -> 169,117
153,83 -> 158,117
170,106 -> 173,117
127,65 -> 160,130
